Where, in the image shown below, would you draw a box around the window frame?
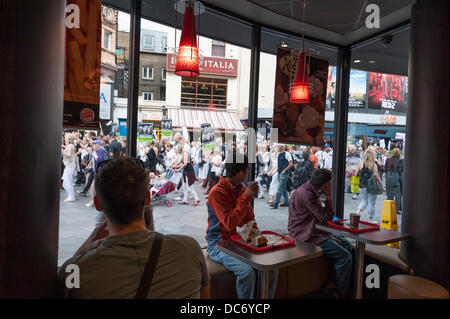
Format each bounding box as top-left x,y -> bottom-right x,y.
143,92 -> 153,101
142,66 -> 154,80
142,35 -> 155,51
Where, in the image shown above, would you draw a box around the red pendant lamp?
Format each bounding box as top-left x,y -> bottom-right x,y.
290,52 -> 309,103
175,2 -> 199,77
290,0 -> 310,104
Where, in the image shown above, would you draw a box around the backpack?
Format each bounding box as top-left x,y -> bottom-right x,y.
385,159 -> 400,187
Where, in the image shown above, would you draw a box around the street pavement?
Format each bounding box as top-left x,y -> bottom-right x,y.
58,181 -> 402,266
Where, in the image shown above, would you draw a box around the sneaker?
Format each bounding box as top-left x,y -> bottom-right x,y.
173,196 -> 183,201
258,195 -> 264,199
77,190 -> 87,196
280,203 -> 289,207
352,194 -> 358,200
269,203 -> 278,209
85,202 -> 93,207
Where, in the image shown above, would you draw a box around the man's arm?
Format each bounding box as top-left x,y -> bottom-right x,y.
208,188 -> 255,232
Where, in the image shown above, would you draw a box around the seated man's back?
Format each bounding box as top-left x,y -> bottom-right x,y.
58,158 -> 209,299
58,231 -> 208,299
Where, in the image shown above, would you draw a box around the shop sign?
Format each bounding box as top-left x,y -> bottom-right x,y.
167,54 -> 238,77
142,111 -> 162,121
381,111 -> 397,125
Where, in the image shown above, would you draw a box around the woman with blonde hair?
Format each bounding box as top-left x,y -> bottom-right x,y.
355,146 -> 385,223
61,133 -> 77,202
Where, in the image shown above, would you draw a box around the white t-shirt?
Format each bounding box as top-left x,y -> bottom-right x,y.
284,151 -> 293,162
210,154 -> 222,173
166,150 -> 177,167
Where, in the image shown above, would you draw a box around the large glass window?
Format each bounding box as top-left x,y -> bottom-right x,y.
343,27 -> 410,228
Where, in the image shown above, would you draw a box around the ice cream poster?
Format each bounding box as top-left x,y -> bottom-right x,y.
272,47 -> 328,146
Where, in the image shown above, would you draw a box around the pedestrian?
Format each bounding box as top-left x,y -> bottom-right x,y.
310,147 -> 319,170
61,133 -> 76,202
175,142 -> 200,206
385,148 -> 403,214
269,144 -> 293,209
294,150 -> 314,189
108,131 -> 122,159
355,146 -> 385,223
267,147 -> 279,204
346,145 -> 361,200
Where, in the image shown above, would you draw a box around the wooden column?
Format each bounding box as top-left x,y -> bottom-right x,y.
400,0 -> 449,290
0,0 -> 66,297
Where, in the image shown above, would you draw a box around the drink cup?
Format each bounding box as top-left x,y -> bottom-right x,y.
350,213 -> 360,228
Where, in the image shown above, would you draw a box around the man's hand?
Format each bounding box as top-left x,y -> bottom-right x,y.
73,221 -> 109,257
245,182 -> 259,198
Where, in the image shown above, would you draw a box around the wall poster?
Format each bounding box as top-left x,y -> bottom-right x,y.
64,0 -> 101,129
273,47 -> 328,146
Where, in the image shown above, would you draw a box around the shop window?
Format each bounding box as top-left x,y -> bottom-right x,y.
181,77 -> 227,109
162,68 -> 166,81
211,40 -> 225,57
143,92 -> 153,100
142,67 -> 153,80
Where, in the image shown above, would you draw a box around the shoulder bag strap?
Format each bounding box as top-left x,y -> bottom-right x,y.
135,232 -> 164,299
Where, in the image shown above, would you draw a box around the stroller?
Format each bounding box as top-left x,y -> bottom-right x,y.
150,179 -> 176,207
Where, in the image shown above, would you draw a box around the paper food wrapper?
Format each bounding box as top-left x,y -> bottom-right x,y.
236,221 -> 261,242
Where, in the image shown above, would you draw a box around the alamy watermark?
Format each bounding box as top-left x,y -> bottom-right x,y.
365,264 -> 380,289
365,4 -> 380,29
66,4 -> 80,29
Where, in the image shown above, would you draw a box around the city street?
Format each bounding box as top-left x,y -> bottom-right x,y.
58,181 -> 402,266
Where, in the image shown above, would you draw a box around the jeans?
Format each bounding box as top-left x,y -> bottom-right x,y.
208,244 -> 278,299
273,172 -> 289,206
260,173 -> 270,189
358,187 -> 377,218
386,185 -> 402,211
318,234 -> 353,298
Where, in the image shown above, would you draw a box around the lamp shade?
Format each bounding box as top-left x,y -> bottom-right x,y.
175,5 -> 199,77
290,52 -> 309,103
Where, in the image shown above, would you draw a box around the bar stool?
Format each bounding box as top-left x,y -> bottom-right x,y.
388,275 -> 449,299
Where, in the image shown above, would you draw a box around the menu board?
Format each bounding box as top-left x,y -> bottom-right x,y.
273,47 -> 328,146
64,0 -> 101,129
368,72 -> 408,112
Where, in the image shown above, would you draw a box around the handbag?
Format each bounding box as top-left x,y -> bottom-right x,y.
367,173 -> 383,194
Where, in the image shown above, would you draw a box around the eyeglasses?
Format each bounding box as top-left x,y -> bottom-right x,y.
95,157 -> 145,173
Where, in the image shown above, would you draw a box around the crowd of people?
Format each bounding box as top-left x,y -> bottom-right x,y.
61,129 -> 404,219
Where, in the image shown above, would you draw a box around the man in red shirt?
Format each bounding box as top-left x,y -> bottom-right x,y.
206,151 -> 278,299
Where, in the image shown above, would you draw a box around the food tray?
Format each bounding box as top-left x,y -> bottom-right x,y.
230,231 -> 295,252
327,219 -> 380,233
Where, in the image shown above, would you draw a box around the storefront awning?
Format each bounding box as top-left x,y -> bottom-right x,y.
168,108 -> 244,131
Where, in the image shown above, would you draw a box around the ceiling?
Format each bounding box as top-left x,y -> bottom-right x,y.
201,0 -> 415,45
103,0 -> 413,75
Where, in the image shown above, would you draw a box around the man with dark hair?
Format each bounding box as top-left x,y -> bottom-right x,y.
288,169 -> 352,298
58,158 -> 210,299
206,151 -> 278,299
108,131 -> 121,159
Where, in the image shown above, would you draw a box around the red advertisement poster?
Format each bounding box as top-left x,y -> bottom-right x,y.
368,72 -> 408,113
64,0 -> 101,129
273,47 -> 328,146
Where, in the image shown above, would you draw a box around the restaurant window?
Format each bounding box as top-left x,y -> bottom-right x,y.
211,40 -> 225,57
143,92 -> 153,101
142,67 -> 153,80
143,35 -> 154,50
342,27 -> 410,226
181,77 -> 227,109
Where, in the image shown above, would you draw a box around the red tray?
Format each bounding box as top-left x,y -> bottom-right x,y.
327,219 -> 380,233
230,231 -> 296,252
